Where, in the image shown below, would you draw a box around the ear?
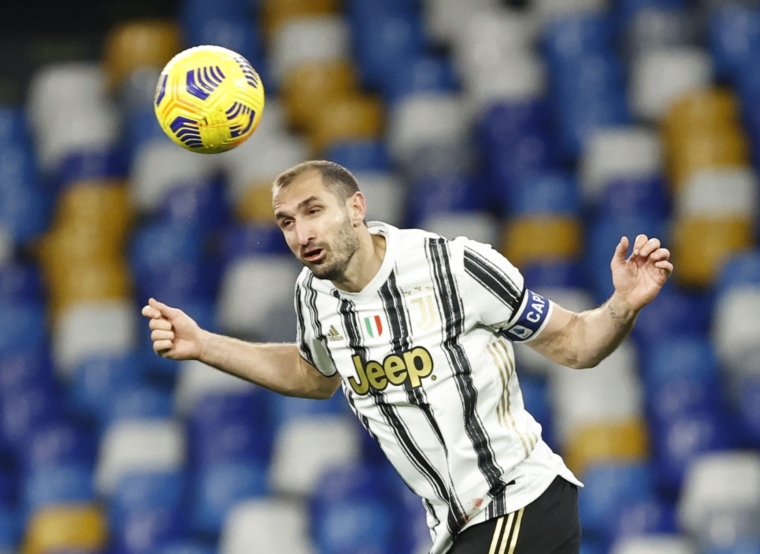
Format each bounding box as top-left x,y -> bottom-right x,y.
348,192 -> 367,226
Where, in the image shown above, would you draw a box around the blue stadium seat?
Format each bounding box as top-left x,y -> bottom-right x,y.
632,288 -> 712,348
716,251 -> 760,292
130,222 -> 206,280
125,106 -> 172,154
158,181 -> 229,233
516,372 -> 556,450
113,505 -> 187,554
347,0 -> 418,24
23,464 -> 94,514
522,261 -> 587,289
652,410 -> 737,493
312,498 -> 395,554
611,498 -> 677,543
708,541 -> 760,554
310,464 -> 398,509
152,542 -> 216,554
221,224 -> 289,261
325,140 -> 392,173
191,461 -> 267,535
180,0 -> 252,34
737,375 -> 760,448
542,12 -> 617,66
184,19 -> 261,70
102,385 -> 174,427
0,471 -> 14,506
595,175 -> 669,219
579,463 -> 655,539
486,142 -> 560,208
586,215 -> 667,302
0,107 -> 28,146
382,55 -> 457,104
552,54 -> 627,107
556,96 -> 631,161
0,144 -> 36,190
0,177 -> 50,244
0,263 -> 45,304
269,392 -> 350,428
616,0 -> 688,22
57,147 -> 127,189
709,5 -> 760,80
354,13 -> 426,89
0,350 -> 54,396
405,176 -> 487,227
111,471 -> 184,530
21,422 -> 96,470
173,301 -> 219,334
0,504 -> 20,551
507,171 -> 580,217
0,385 -> 62,451
69,353 -> 144,420
136,261 -> 221,307
477,99 -> 553,155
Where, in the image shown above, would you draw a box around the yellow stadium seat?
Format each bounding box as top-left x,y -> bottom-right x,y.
672,216 -> 755,288
308,95 -> 384,154
499,217 -> 583,268
53,181 -> 133,242
103,20 -> 182,89
282,60 -> 359,130
261,0 -> 340,42
663,88 -> 740,148
564,418 -> 649,477
667,131 -> 750,189
235,180 -> 277,224
23,504 -> 107,554
46,261 -> 133,316
38,224 -> 124,268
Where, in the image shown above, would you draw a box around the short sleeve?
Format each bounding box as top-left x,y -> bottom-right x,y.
459,239 -> 553,343
294,281 -> 338,377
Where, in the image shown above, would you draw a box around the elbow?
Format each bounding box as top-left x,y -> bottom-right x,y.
565,351 -> 602,370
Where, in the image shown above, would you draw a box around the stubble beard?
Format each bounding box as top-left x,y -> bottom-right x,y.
308,215 -> 360,281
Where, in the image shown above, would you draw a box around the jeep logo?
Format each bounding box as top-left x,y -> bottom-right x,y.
348,347 -> 434,395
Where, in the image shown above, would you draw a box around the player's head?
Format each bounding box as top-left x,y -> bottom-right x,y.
272,160 -> 367,280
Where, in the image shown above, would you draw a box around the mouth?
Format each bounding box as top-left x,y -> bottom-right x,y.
303,248 -> 325,263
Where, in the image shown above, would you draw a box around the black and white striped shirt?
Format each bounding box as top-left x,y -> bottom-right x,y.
295,222 -> 581,554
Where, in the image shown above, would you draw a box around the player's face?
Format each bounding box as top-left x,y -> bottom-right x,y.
273,171 -> 360,281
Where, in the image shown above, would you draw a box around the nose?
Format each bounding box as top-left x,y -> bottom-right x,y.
294,219 -> 314,247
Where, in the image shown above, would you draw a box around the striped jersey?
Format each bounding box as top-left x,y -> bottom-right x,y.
294,222 -> 581,554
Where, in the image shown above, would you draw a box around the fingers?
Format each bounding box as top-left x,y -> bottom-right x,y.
149,318 -> 172,331
148,298 -> 182,319
637,237 -> 661,258
151,329 -> 174,341
153,340 -> 174,355
613,236 -> 629,263
632,234 -> 649,257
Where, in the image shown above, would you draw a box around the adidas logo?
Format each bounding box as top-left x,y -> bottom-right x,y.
327,325 -> 344,342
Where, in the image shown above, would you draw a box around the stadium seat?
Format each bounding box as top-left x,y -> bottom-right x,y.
95,419 -> 185,495
158,180 -> 229,233
102,20 -> 182,90
671,216 -> 754,288
110,470 -> 184,529
387,93 -> 468,168
612,498 -> 677,542
307,94 -> 384,154
44,261 -> 132,317
58,147 -> 128,187
420,213 -> 500,245
709,5 -> 760,80
131,141 -> 215,212
716,251 -> 760,292
500,216 -> 583,268
610,535 -> 697,554
0,303 -> 46,357
464,54 -> 546,114
578,462 -> 655,539
679,452 -> 760,549
476,98 -> 553,156
119,65 -> 162,113
0,504 -> 20,552
325,141 -> 391,173
596,175 -> 669,219
424,0 -> 499,45
707,542 -> 760,554
630,48 -> 713,121
632,287 -> 711,347
405,175 -> 485,226
269,415 -> 361,496
219,498 -> 314,554
269,393 -> 348,428
623,8 -> 699,58
23,464 -> 95,514
407,141 -> 476,181
580,127 -> 662,202
153,541 -> 216,554
385,54 -> 458,105
281,60 -> 359,130
191,461 -> 268,535
113,505 -> 185,554
269,16 -> 351,86
103,385 -> 174,427
548,342 -> 642,446
52,182 -> 133,242
174,360 -> 254,416
667,131 -> 750,190
541,10 -> 616,65
663,88 -> 741,149
220,224 -> 289,260
217,255 -> 301,341
507,172 -> 580,217
261,0 -> 340,42
51,300 -> 137,379
0,225 -> 11,266
0,350 -> 54,397
22,504 -> 107,554
521,262 -> 586,290
564,419 -> 649,476
130,221 -> 206,280
21,422 -> 96,470
713,285 -> 760,386
184,19 -> 261,70
676,168 -> 758,219
312,498 -> 395,554
1,385 -> 62,451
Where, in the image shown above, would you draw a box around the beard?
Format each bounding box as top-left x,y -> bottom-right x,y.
306,214 -> 360,281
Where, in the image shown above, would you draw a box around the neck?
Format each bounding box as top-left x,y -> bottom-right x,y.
332,226 -> 386,293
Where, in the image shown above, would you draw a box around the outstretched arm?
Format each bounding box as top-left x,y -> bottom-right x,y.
527,234 -> 673,369
141,298 -> 341,399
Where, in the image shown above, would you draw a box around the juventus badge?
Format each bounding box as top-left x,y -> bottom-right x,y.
411,295 -> 437,331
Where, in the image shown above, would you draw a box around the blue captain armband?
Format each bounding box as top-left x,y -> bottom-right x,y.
502,289 -> 553,342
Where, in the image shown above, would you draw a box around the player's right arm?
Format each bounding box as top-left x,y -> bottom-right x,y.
141,298 -> 341,399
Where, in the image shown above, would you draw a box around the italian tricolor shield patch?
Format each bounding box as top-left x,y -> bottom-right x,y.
364,315 -> 383,338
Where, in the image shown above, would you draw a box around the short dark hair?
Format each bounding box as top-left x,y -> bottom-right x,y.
272,160 -> 360,202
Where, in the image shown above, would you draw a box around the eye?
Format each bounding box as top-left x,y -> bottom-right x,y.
308,207 -> 321,215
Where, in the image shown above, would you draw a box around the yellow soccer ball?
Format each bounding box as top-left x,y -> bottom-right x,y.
154,45 -> 265,154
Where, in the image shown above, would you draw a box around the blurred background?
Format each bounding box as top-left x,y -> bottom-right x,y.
2,0 -> 760,553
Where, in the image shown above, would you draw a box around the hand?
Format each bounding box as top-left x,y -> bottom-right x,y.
141,298 -> 205,360
611,235 -> 673,311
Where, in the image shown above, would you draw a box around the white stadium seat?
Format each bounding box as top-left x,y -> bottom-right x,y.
119,67 -> 162,113
424,0 -> 500,45
678,451 -> 760,549
388,93 -> 469,167
95,419 -> 185,495
220,498 -> 315,554
580,127 -> 662,201
270,16 -> 351,86
535,0 -> 609,20
131,139 -> 215,211
353,171 -> 407,227
610,535 -> 697,554
52,300 -> 137,380
269,415 -> 361,496
174,360 -> 255,416
623,9 -> 699,58
0,224 -> 11,266
631,48 -> 713,121
676,168 -> 759,219
217,255 -> 301,340
421,212 -> 500,246
548,341 -> 643,445
224,132 -> 308,203
465,54 -> 547,115
712,285 -> 760,384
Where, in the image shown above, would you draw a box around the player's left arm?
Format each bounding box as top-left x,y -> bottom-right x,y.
528,234 -> 673,369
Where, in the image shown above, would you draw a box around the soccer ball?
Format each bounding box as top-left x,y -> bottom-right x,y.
154,45 -> 265,154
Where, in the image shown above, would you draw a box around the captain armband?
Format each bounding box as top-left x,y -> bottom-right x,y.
502,289 -> 553,343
